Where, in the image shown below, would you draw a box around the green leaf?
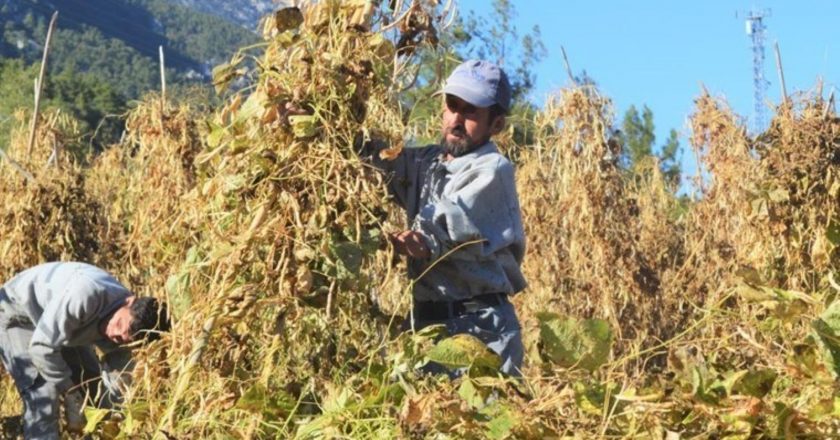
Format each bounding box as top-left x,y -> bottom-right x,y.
485,404 -> 518,440
206,121 -> 226,149
787,343 -> 832,379
322,387 -> 353,413
732,369 -> 777,397
458,378 -> 485,409
572,381 -> 622,416
770,402 -> 797,438
573,381 -> 605,415
808,396 -> 840,420
426,334 -> 502,373
329,241 -> 364,280
720,370 -> 749,396
289,115 -> 318,138
812,301 -> 840,377
236,384 -> 297,419
165,246 -> 200,319
234,92 -> 266,126
359,227 -> 382,255
82,407 -> 110,434
735,283 -> 813,322
691,366 -> 722,406
536,313 -> 612,372
212,53 -> 245,94
122,401 -> 149,435
827,219 -> 840,247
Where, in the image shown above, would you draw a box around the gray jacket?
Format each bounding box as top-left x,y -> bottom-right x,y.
0,262 -> 131,393
376,142 -> 527,302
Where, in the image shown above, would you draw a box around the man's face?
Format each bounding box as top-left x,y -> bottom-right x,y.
441,94 -> 499,157
105,296 -> 136,345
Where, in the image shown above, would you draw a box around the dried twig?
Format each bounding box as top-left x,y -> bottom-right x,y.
159,46 -> 167,113
774,41 -> 788,104
561,46 -> 577,86
0,148 -> 35,182
27,11 -> 58,160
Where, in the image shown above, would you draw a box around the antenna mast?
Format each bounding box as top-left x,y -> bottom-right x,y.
741,7 -> 771,135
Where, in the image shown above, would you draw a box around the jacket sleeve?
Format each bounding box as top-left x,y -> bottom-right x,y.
99,347 -> 134,407
412,159 -> 520,262
360,140 -> 439,212
29,277 -> 105,393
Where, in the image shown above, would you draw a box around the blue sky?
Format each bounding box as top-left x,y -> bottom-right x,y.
457,0 -> 839,191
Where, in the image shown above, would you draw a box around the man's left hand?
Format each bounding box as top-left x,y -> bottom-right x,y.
389,231 -> 431,259
63,389 -> 86,433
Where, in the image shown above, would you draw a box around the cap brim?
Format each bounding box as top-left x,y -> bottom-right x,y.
441,84 -> 496,108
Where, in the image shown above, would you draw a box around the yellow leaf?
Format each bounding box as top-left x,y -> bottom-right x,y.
83,407 -> 110,434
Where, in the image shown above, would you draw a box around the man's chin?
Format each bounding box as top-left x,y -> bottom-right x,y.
441,138 -> 472,157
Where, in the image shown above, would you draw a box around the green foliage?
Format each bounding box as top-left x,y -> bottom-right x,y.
461,0 -> 547,101
620,104 -> 682,186
0,58 -> 35,149
537,312 -> 612,372
0,0 -> 254,153
812,300 -> 840,377
0,58 -> 126,151
46,67 -> 126,150
236,383 -> 297,419
426,333 -> 503,375
573,380 -> 621,416
1,0 -> 256,99
400,0 -> 546,148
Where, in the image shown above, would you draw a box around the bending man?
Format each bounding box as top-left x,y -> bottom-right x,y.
0,261 -> 170,439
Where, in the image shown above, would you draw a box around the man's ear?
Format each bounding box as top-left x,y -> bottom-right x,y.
490,115 -> 506,135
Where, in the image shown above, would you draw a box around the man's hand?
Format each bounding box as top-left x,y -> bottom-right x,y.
279,101 -> 310,125
389,230 -> 431,259
63,389 -> 86,434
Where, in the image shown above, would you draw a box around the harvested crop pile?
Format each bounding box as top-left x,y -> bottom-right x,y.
87,98 -> 204,301
79,2 -> 453,438
0,109 -> 108,279
516,86 -> 686,358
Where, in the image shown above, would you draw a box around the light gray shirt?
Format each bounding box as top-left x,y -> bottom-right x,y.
376,142 -> 527,302
0,262 -> 131,392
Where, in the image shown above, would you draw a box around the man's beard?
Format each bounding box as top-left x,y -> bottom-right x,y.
441,126 -> 484,157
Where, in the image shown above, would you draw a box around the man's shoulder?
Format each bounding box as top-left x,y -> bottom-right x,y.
470,147 -> 515,174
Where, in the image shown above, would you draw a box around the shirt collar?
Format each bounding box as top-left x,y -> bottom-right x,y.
438,141 -> 498,174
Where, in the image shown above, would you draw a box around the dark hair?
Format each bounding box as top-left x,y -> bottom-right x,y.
129,297 -> 171,342
489,103 -> 508,123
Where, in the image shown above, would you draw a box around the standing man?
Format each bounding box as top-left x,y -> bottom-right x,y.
374,60 -> 527,376
0,261 -> 170,439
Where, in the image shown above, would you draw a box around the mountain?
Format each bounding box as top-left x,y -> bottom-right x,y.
0,0 -> 258,99
170,0 -> 283,30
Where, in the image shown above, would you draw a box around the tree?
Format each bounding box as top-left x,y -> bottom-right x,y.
46,67 -> 127,150
0,58 -> 128,153
390,0 -> 548,149
620,104 -> 681,186
461,0 -> 547,102
0,58 -> 37,150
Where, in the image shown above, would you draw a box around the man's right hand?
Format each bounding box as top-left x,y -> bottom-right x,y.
280,101 -> 309,125
63,389 -> 86,434
389,230 -> 431,259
